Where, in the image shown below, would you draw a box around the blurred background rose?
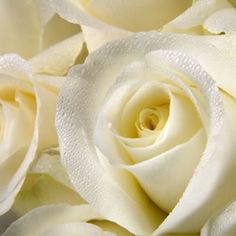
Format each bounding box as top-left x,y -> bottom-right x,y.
0,0 -> 88,233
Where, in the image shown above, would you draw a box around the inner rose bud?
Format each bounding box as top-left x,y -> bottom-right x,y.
135,106 -> 168,136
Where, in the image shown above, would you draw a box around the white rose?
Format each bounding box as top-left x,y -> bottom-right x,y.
0,0 -> 87,216
40,0 -> 236,52
3,204 -> 132,236
0,54 -> 63,215
56,32 -> 236,235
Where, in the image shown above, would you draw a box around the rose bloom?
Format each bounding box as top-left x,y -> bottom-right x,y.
0,0 -> 87,217
3,204 -> 132,236
40,0 -> 236,51
56,32 -> 236,235
0,54 -> 61,215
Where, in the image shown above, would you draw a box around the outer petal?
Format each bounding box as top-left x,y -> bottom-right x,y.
0,0 -> 40,58
81,25 -> 129,52
204,8 -> 236,33
30,32 -> 86,76
163,0 -> 231,33
12,174 -> 85,215
3,204 -> 132,236
2,204 -> 102,236
13,148 -> 85,215
201,201 -> 236,236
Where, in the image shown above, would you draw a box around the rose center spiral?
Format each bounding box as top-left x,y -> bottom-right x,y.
135,104 -> 169,138
138,108 -> 159,131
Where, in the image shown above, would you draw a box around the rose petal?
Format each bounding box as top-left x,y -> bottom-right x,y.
0,0 -> 40,58
81,25 -> 129,52
12,174 -> 85,215
40,14 -> 81,51
163,0 -> 231,32
2,204 -> 103,236
128,130 -> 205,213
77,0 -> 192,31
40,223 -> 116,236
204,8 -> 236,33
30,32 -> 86,76
30,148 -> 73,189
201,201 -> 236,236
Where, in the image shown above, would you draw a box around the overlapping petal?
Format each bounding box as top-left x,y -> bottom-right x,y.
3,204 -> 132,236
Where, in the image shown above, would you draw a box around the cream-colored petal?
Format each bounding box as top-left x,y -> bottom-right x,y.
35,0 -> 55,27
0,91 -> 35,164
40,13 -> 81,51
41,0 -> 111,29
163,0 -> 231,32
41,223 -> 116,236
79,0 -> 192,31
204,8 -> 236,33
32,76 -> 59,150
0,0 -> 40,58
41,0 -> 192,32
201,201 -> 236,236
12,174 -> 85,215
128,130 -> 206,213
205,35 -> 236,62
81,25 -> 129,52
34,74 -> 65,90
30,148 -> 73,189
3,204 -> 103,236
30,32 -> 86,76
92,220 -> 133,236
